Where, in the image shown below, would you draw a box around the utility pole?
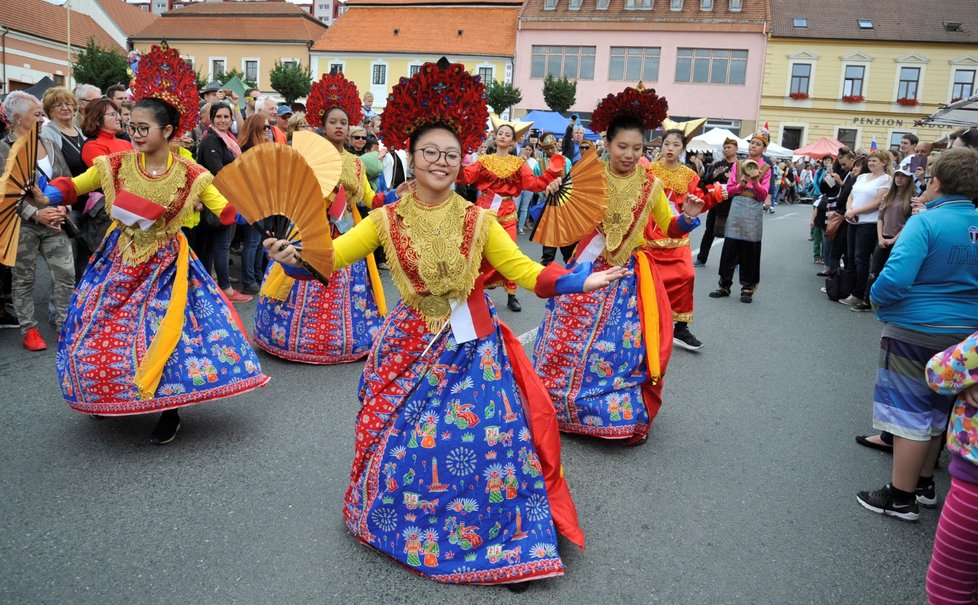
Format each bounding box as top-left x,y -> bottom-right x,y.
66,0 -> 72,86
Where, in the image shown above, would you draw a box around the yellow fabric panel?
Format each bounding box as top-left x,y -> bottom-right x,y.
71,165 -> 103,196
482,219 -> 543,291
332,215 -> 382,271
647,182 -> 676,234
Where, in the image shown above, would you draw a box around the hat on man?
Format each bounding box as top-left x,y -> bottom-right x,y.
200,81 -> 221,96
540,133 -> 558,148
277,105 -> 293,117
723,137 -> 739,147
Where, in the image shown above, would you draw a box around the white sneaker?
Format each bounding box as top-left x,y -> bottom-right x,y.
838,295 -> 861,306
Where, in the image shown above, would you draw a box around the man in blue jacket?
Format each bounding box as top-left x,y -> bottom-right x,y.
857,147 -> 978,522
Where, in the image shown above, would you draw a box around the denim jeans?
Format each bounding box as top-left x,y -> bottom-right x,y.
240,225 -> 265,288
517,191 -> 534,231
208,224 -> 234,290
846,221 -> 877,300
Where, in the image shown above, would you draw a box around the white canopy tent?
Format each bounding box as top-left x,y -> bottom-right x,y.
918,93 -> 978,127
686,128 -> 745,153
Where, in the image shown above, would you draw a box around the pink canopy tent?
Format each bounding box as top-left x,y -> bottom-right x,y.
794,137 -> 846,159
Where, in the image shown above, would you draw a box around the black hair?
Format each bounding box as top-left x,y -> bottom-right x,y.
407,122 -> 462,152
605,115 -> 645,143
955,128 -> 978,150
662,128 -> 688,148
495,124 -> 516,138
324,107 -> 349,122
902,133 -> 919,145
209,101 -> 232,123
133,97 -> 180,140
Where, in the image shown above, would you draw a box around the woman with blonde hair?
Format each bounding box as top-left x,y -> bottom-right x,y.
285,111 -> 313,141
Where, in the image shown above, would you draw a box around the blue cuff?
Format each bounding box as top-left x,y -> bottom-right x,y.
280,261 -> 311,279
39,175 -> 60,205
677,213 -> 700,232
384,190 -> 398,205
555,261 -> 591,295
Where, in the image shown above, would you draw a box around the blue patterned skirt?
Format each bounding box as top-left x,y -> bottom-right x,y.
253,258 -> 382,364
343,297 -> 580,584
57,229 -> 269,415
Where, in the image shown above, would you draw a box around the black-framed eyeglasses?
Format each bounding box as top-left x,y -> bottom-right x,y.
923,174 -> 933,183
414,146 -> 462,166
126,123 -> 160,137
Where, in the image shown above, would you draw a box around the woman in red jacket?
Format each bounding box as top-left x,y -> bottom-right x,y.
80,99 -> 131,166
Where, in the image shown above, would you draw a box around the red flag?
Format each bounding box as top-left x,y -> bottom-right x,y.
329,186 -> 347,221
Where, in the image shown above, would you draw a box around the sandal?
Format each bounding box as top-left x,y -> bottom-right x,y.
855,434 -> 893,454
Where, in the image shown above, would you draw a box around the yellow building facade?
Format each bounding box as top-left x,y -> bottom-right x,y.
761,39 -> 976,151
309,53 -> 511,109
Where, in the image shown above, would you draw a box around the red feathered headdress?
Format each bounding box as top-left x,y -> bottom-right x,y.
589,83 -> 669,133
130,42 -> 200,138
306,72 -> 363,129
381,57 -> 488,154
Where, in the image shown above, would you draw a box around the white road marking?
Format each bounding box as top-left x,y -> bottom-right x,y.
518,329 -> 536,346
772,212 -> 798,221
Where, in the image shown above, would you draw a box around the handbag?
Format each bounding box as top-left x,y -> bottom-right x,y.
825,210 -> 843,241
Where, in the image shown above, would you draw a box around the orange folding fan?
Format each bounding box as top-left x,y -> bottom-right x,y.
212,142 -> 334,283
0,123 -> 39,266
531,146 -> 608,247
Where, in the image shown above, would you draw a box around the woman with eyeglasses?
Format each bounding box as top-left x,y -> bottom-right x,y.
348,125 -> 367,155
262,58 -> 630,586
0,91 -> 75,352
79,99 -> 131,167
284,111 -> 314,142
253,72 -> 386,365
38,45 -> 269,445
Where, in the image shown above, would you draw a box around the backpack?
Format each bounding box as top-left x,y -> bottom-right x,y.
824,269 -> 856,302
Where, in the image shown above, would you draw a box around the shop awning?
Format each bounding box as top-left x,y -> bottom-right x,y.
917,94 -> 978,127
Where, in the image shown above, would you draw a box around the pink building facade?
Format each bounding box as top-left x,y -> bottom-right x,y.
514,0 -> 769,136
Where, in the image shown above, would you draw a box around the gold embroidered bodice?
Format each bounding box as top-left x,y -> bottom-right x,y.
649,161 -> 695,196
601,165 -> 658,267
371,192 -> 492,332
95,152 -> 211,264
337,150 -> 363,203
479,154 -> 523,180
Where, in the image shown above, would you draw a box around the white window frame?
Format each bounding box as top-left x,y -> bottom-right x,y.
182,55 -> 195,70
670,0 -> 683,10
786,60 -> 814,97
700,0 -> 713,10
596,0 -> 610,8
729,0 -> 742,10
477,64 -> 495,84
887,129 -> 915,152
208,56 -> 227,81
947,56 -> 978,102
608,47 -> 661,82
408,63 -> 423,77
624,0 -> 651,8
280,58 -> 301,69
543,0 -> 557,9
328,61 -> 346,75
371,61 -> 388,86
568,0 -> 582,9
241,57 -> 260,87
838,51 -> 873,100
891,53 -> 927,103
834,125 -> 861,151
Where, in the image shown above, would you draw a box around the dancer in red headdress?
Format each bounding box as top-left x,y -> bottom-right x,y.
532,85 -> 706,445
253,72 -> 387,364
263,58 -> 630,585
40,43 -> 269,445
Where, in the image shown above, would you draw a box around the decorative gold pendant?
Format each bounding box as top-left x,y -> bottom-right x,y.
419,295 -> 451,319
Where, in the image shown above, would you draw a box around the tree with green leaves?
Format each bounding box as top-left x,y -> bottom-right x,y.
269,61 -> 311,104
72,38 -> 129,92
485,80 -> 523,116
223,67 -> 258,90
542,74 -> 576,114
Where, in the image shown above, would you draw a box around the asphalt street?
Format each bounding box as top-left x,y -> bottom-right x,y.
1,205 -> 941,604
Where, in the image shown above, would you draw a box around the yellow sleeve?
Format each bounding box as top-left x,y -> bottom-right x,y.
648,182 -> 677,233
360,171 -> 376,206
71,165 -> 103,196
199,183 -> 228,217
482,219 -> 545,291
332,215 -> 381,271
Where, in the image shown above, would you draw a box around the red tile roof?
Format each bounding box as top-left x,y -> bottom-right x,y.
2,0 -> 121,50
132,1 -> 329,42
311,6 -> 519,55
345,0 -> 520,5
770,0 -> 978,43
520,0 -> 767,30
95,0 -> 158,36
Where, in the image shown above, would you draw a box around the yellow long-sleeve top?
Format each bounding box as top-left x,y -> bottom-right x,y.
287,192 -> 566,334
53,150 -> 234,264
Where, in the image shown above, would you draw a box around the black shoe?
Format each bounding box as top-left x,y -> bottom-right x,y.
506,582 -> 531,593
507,294 -> 521,312
0,312 -> 18,329
916,479 -> 937,508
241,283 -> 261,295
693,258 -> 706,267
150,410 -> 181,445
851,301 -> 872,312
816,270 -> 831,277
740,291 -> 753,303
856,483 -> 919,522
855,434 -> 893,453
673,324 -> 703,352
709,287 -> 730,298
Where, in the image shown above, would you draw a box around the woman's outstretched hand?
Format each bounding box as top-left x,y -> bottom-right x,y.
583,266 -> 632,292
263,237 -> 300,267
